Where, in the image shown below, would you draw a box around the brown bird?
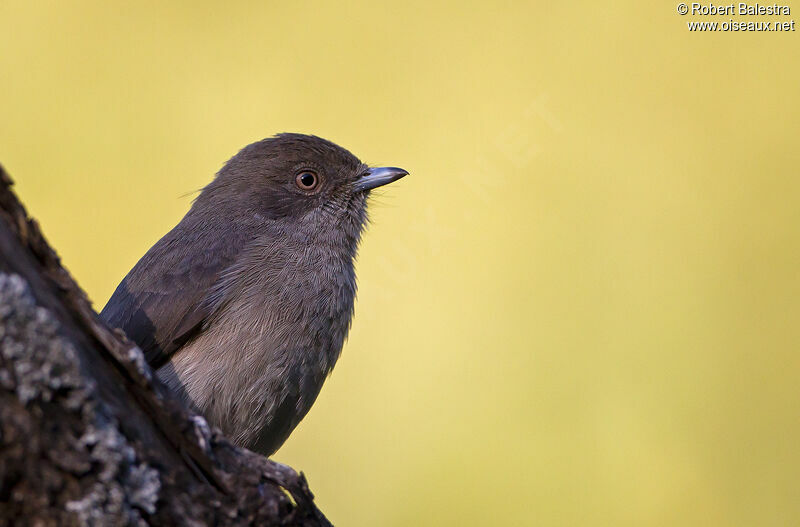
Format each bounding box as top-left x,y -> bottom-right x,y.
101,134 -> 408,455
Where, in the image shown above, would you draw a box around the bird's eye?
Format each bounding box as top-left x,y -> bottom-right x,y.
295,171 -> 318,191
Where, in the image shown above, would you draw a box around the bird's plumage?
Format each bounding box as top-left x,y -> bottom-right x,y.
101,134 -> 406,454
101,215 -> 254,369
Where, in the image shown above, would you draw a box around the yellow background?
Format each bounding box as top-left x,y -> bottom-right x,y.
2,2 -> 799,525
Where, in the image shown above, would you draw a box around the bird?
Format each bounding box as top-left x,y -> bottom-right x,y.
100,133 -> 408,455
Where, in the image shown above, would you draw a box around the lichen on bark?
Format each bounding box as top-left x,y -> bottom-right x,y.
0,273 -> 160,526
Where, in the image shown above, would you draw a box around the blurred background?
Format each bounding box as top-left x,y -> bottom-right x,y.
2,1 -> 799,525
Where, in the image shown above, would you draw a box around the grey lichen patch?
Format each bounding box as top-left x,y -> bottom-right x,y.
0,273 -> 161,525
126,343 -> 153,383
190,414 -> 213,452
66,422 -> 160,523
0,274 -> 91,408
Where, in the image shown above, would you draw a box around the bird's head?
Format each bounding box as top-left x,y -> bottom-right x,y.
195,134 -> 407,240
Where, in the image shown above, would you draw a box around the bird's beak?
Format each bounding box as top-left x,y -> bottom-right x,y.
355,167 -> 409,191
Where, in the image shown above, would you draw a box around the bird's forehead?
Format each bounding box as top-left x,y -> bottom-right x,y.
265,134 -> 362,171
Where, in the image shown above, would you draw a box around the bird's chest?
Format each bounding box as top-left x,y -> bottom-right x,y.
234,243 -> 357,370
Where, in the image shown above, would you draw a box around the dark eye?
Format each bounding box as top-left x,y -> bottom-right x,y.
295,171 -> 318,191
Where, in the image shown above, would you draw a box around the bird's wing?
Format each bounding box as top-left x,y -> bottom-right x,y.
100,220 -> 250,369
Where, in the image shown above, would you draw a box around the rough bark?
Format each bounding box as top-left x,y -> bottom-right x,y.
0,164 -> 331,526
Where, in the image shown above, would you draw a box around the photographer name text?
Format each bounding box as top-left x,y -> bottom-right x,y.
687,3 -> 790,15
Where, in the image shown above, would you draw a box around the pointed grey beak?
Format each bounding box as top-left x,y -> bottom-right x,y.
355,166 -> 409,192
